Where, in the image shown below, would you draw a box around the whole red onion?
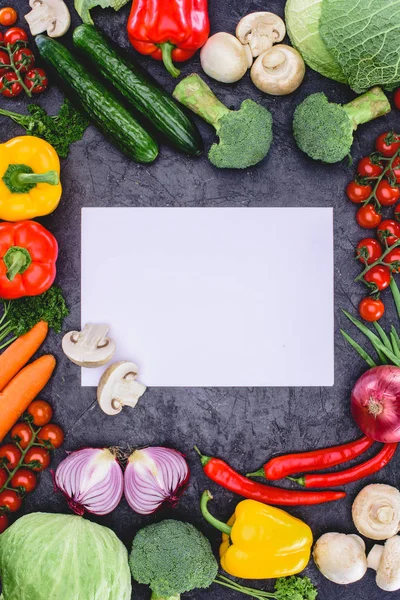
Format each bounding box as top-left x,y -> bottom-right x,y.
351,365 -> 400,442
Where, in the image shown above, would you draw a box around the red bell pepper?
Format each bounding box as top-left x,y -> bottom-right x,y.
127,0 -> 210,78
0,221 -> 58,300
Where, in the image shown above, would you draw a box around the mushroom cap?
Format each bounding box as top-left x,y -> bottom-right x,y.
313,532 -> 367,584
368,536 -> 400,591
97,361 -> 146,416
25,0 -> 71,38
200,32 -> 252,84
236,12 -> 286,57
250,44 -> 305,95
62,324 -> 116,368
352,484 -> 400,540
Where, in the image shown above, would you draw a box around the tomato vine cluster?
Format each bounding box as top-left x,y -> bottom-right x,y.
0,25 -> 48,98
0,401 -> 64,533
347,131 -> 400,322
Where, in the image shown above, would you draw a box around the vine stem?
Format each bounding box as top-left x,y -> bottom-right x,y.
4,42 -> 32,97
362,144 -> 400,208
356,238 -> 400,282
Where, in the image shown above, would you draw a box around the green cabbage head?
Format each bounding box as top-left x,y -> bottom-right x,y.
0,513 -> 132,600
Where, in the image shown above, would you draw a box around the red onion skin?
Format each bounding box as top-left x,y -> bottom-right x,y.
351,365 -> 400,442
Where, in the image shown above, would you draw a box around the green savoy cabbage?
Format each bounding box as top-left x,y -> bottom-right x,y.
0,513 -> 131,600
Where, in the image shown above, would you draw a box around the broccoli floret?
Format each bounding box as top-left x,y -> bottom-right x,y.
173,75 -> 272,169
293,88 -> 390,163
129,519 -> 218,600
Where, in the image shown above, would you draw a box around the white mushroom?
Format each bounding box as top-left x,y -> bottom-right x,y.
236,12 -> 286,58
97,361 -> 147,416
62,324 -> 116,368
352,484 -> 400,540
250,44 -> 305,95
25,0 -> 70,38
200,32 -> 252,84
367,535 -> 400,591
313,532 -> 367,584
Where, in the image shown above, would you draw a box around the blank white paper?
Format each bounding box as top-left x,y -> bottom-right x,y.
81,207 -> 334,387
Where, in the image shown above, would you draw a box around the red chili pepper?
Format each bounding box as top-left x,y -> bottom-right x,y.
194,447 -> 346,506
291,443 -> 398,488
0,221 -> 58,300
247,436 -> 375,481
127,0 -> 210,78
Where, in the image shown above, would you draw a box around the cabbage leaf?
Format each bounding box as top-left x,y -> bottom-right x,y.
75,0 -> 130,25
320,0 -> 400,93
285,0 -> 347,83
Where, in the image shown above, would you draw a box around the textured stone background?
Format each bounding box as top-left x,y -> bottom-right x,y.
1,0 -> 399,598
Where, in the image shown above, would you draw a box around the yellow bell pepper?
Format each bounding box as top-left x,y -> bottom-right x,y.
0,136 -> 62,222
201,491 -> 313,579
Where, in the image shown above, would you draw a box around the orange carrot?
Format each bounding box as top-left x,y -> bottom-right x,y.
0,321 -> 49,392
0,355 -> 56,442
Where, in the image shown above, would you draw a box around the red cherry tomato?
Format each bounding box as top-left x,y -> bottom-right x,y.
359,297 -> 385,322
0,8 -> 18,27
376,179 -> 400,206
357,156 -> 384,178
0,490 -> 22,512
356,238 -> 383,264
0,71 -> 22,97
10,468 -> 37,493
24,67 -> 48,94
356,204 -> 382,229
388,157 -> 400,183
377,219 -> 400,246
38,424 -> 64,449
0,444 -> 22,469
395,204 -> 400,222
384,247 -> 400,272
10,423 -> 33,450
12,47 -> 34,74
394,88 -> 400,111
0,513 -> 8,533
27,400 -> 53,426
3,27 -> 28,45
0,49 -> 10,75
0,33 -> 3,43
346,181 -> 372,203
376,132 -> 400,157
0,468 -> 7,488
364,265 -> 391,291
24,447 -> 50,472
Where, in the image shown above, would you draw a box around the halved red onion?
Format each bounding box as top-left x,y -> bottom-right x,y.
124,447 -> 190,515
55,447 -> 124,515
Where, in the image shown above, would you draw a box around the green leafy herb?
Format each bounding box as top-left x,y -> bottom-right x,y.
215,575 -> 318,600
0,99 -> 89,158
74,0 -> 130,25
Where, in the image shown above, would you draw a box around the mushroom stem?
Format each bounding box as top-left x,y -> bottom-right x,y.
367,545 -> 384,571
262,48 -> 286,70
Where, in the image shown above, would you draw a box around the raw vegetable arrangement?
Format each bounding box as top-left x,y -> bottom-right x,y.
0,0 -> 400,600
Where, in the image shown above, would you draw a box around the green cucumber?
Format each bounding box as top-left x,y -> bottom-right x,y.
72,25 -> 203,157
35,35 -> 158,164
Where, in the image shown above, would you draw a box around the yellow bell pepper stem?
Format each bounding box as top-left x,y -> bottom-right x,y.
3,164 -> 59,194
200,490 -> 231,535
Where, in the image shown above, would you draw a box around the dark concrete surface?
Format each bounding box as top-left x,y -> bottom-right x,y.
1,0 -> 399,598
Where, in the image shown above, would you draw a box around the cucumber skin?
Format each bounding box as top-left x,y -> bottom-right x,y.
35,35 -> 158,164
73,25 -> 203,157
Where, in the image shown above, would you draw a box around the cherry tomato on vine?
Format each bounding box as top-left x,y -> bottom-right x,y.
356,204 -> 381,229
0,468 -> 7,488
3,27 -> 28,45
359,297 -> 385,322
377,219 -> 400,246
346,180 -> 372,203
376,132 -> 400,157
388,157 -> 400,183
0,50 -> 10,75
0,513 -> 8,533
376,179 -> 400,206
364,265 -> 391,291
394,89 -> 400,111
395,204 -> 400,222
11,468 -> 37,493
0,444 -> 22,469
357,156 -> 384,178
384,247 -> 400,272
0,7 -> 17,26
38,424 -> 64,449
11,422 -> 33,450
0,489 -> 22,512
356,238 -> 383,264
12,47 -> 34,73
24,447 -> 50,472
0,71 -> 22,97
27,400 -> 53,426
0,33 -> 3,43
24,67 -> 48,94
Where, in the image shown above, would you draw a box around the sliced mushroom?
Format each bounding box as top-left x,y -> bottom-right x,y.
368,535 -> 400,591
200,32 -> 252,84
251,44 -> 305,95
236,12 -> 286,58
62,324 -> 116,368
352,484 -> 400,540
25,0 -> 70,38
313,532 -> 367,584
97,361 -> 147,416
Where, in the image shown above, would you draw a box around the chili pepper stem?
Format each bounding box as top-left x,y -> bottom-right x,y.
158,42 -> 180,78
287,476 -> 306,487
246,468 -> 265,478
193,445 -> 211,466
200,490 -> 232,535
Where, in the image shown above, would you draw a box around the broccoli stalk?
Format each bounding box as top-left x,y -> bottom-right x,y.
293,87 -> 390,163
173,74 -> 273,169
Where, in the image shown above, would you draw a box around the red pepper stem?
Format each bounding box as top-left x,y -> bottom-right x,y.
193,445 -> 211,466
246,468 -> 265,478
200,490 -> 232,535
287,476 -> 306,487
159,42 -> 180,78
4,247 -> 32,281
